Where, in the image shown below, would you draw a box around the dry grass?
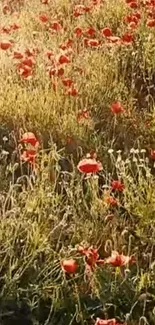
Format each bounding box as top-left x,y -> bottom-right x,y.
0,0 -> 155,324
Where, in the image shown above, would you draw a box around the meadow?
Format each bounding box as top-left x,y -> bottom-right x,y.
0,0 -> 155,324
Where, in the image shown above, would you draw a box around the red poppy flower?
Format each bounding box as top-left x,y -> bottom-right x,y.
10,23 -> 20,31
77,110 -> 89,121
0,41 -> 12,50
122,32 -> 134,43
25,48 -> 36,57
84,27 -> 96,37
78,245 -> 104,270
61,259 -> 78,273
1,27 -> 11,34
49,67 -> 64,78
45,51 -> 54,60
129,21 -> 137,29
58,54 -> 70,64
134,11 -> 141,19
21,58 -> 34,68
62,78 -> 73,87
16,63 -> 33,79
146,18 -> 155,27
18,67 -> 33,79
95,318 -> 124,325
128,1 -> 138,9
105,251 -> 135,267
106,196 -> 118,206
2,5 -> 11,15
101,27 -> 113,37
59,39 -> 73,50
50,21 -> 63,31
73,4 -> 91,17
20,149 -> 36,164
74,27 -> 83,37
110,101 -> 124,114
39,13 -> 49,23
111,180 -> 125,192
84,38 -> 100,47
150,149 -> 155,159
13,51 -> 24,59
66,87 -> 78,96
95,318 -> 117,325
77,158 -> 103,173
124,14 -> 139,24
20,132 -> 39,148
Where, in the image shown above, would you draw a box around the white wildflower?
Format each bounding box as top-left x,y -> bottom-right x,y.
108,149 -> 114,154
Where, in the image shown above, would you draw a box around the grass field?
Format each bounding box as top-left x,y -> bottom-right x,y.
0,0 -> 155,324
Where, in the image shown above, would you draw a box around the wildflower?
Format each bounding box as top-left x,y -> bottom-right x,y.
50,21 -> 63,31
13,51 -> 24,59
141,149 -> 146,153
49,67 -> 64,78
121,32 -> 134,43
61,259 -> 78,273
105,251 -> 135,267
146,19 -> 155,27
0,41 -> 12,50
77,109 -> 89,121
73,4 -> 91,17
130,148 -> 136,153
108,149 -> 114,154
1,27 -> 11,34
111,180 -> 125,192
95,318 -> 125,325
66,87 -> 78,96
39,13 -> 49,23
20,149 -> 36,164
95,318 -> 117,325
59,39 -> 73,50
25,48 -> 37,57
84,27 -> 96,37
78,245 -> 104,270
129,21 -> 137,29
77,157 -> 103,173
58,54 -> 70,64
2,5 -> 12,15
19,132 -> 39,148
106,196 -> 118,206
100,27 -> 113,37
45,50 -> 54,60
17,65 -> 33,79
150,149 -> 155,160
74,27 -> 83,37
21,58 -> 34,68
110,101 -> 124,114
84,38 -> 100,47
124,14 -> 139,24
61,78 -> 73,87
10,23 -> 20,31
128,1 -> 138,9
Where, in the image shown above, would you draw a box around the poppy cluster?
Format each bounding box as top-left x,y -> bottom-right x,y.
95,318 -> 124,325
61,246 -> 135,274
19,132 -> 39,166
